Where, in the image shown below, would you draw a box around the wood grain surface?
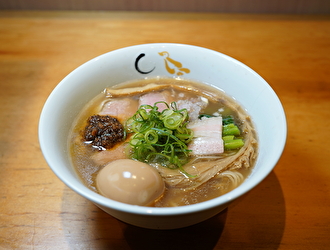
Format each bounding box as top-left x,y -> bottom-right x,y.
1,0 -> 330,14
0,11 -> 329,250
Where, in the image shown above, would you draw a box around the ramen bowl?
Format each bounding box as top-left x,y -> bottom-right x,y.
39,43 -> 286,229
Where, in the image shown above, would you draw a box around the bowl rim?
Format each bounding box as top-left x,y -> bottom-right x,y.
39,43 -> 287,216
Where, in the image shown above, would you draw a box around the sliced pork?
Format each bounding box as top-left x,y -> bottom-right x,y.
139,91 -> 174,112
187,116 -> 224,155
99,98 -> 138,122
91,142 -> 128,166
188,137 -> 224,155
177,97 -> 208,121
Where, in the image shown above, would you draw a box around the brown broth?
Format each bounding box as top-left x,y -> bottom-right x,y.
68,77 -> 257,206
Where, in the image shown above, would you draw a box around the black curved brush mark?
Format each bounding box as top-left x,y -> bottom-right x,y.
135,53 -> 155,74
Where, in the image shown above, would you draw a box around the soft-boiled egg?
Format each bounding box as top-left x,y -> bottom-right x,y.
96,159 -> 165,206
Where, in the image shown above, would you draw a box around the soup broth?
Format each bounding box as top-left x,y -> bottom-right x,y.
68,77 -> 258,207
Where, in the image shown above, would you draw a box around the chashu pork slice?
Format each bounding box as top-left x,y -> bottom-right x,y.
187,116 -> 224,155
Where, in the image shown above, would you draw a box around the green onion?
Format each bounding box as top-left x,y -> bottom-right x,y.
163,112 -> 182,129
125,101 -> 194,176
144,130 -> 158,144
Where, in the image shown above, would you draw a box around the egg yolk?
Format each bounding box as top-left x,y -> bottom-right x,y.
96,159 -> 165,206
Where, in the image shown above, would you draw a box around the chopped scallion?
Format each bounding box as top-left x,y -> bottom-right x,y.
125,101 -> 194,176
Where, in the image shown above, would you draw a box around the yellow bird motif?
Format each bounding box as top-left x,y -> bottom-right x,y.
158,51 -> 190,76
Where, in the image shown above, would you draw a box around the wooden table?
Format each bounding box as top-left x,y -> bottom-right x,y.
0,11 -> 329,249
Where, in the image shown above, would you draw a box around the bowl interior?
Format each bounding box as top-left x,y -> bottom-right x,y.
39,43 -> 286,216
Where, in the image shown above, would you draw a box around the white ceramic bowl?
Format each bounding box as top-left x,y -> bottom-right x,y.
39,43 -> 286,229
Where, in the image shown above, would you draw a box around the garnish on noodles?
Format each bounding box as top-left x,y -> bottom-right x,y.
125,101 -> 195,176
